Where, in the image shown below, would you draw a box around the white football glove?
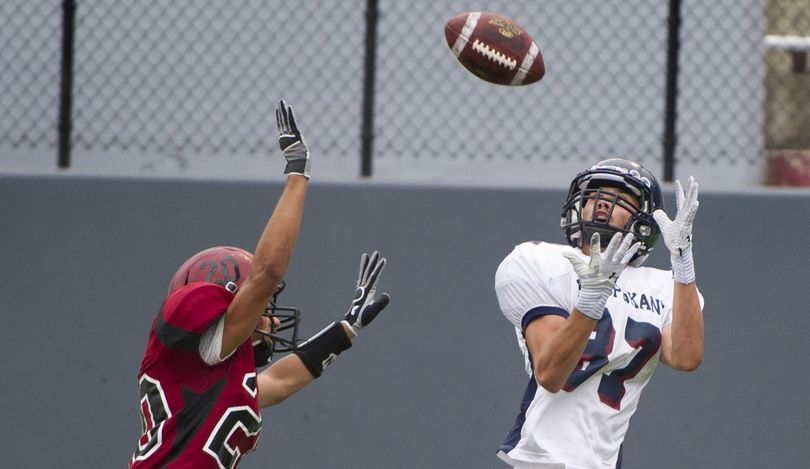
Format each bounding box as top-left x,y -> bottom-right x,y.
562,232 -> 641,320
652,176 -> 699,284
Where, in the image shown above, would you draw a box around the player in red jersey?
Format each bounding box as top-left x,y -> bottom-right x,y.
130,101 -> 390,469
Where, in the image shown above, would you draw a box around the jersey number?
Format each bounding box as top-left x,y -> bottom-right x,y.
563,312 -> 661,410
204,406 -> 262,469
132,373 -> 261,468
134,375 -> 171,461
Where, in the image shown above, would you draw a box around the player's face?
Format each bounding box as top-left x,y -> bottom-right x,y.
581,186 -> 639,230
252,316 -> 281,346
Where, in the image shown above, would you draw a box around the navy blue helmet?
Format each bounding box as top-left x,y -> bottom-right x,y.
561,158 -> 663,266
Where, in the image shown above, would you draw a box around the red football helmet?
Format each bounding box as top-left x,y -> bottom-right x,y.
168,246 -> 253,295
168,246 -> 301,366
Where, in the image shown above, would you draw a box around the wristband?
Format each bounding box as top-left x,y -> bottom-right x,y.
282,141 -> 311,179
574,287 -> 611,320
285,160 -> 310,179
671,245 -> 696,284
294,321 -> 352,378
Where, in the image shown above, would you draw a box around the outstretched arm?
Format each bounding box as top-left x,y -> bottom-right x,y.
528,233 -> 640,392
653,177 -> 704,371
221,100 -> 311,358
257,251 -> 391,408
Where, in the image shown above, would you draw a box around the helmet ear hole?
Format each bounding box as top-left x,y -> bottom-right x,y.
637,224 -> 652,237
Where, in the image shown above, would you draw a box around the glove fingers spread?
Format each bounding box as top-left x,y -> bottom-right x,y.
345,252 -> 390,335
276,106 -> 284,134
652,177 -> 700,263
364,255 -> 386,291
588,232 -> 602,268
276,99 -> 302,138
357,252 -> 370,286
276,100 -> 289,133
562,251 -> 584,275
674,179 -> 685,213
286,104 -> 298,132
684,200 -> 699,227
603,232 -> 625,261
366,251 -> 381,283
614,233 -> 635,263
568,233 -> 634,321
275,99 -> 311,178
358,251 -> 382,286
683,178 -> 700,222
652,209 -> 671,230
673,177 -> 699,228
620,241 -> 642,265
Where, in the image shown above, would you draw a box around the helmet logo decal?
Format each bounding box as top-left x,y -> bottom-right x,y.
169,246 -> 254,295
629,169 -> 652,188
200,255 -> 242,286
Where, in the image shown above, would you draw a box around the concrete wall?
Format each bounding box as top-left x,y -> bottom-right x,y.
1,175 -> 809,468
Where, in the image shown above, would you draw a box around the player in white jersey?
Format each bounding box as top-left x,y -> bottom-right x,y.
495,158 -> 704,469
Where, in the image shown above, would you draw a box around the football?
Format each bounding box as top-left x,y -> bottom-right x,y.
444,11 -> 545,86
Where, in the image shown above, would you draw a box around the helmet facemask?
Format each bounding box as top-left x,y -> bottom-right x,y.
561,159 -> 662,266
569,187 -> 649,244
252,280 -> 301,367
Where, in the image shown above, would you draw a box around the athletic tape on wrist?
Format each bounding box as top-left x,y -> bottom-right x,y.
286,171 -> 310,179
671,245 -> 696,284
575,287 -> 610,320
294,321 -> 352,378
285,163 -> 310,178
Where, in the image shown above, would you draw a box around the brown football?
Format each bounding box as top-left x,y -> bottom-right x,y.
444,11 -> 545,86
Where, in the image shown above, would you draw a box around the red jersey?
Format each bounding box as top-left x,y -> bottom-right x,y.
130,283 -> 261,469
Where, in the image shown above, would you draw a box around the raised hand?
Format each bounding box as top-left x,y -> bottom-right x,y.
562,232 -> 641,320
276,99 -> 311,178
652,176 -> 699,283
342,251 -> 390,336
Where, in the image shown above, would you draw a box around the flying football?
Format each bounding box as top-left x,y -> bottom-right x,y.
444,11 -> 545,86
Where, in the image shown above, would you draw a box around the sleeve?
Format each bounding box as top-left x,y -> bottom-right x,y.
199,316 -> 237,365
495,243 -> 573,334
156,283 -> 232,350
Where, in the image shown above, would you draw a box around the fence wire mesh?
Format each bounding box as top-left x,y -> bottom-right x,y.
1,1 -> 61,148
1,0 -> 809,185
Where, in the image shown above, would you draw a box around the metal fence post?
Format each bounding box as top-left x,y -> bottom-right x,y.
360,0 -> 379,177
58,0 -> 77,169
662,0 -> 681,182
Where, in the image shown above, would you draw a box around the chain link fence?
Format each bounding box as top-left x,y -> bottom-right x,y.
1,1 -> 61,149
2,0 -> 808,186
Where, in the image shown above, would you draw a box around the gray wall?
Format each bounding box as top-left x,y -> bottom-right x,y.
1,175 -> 808,468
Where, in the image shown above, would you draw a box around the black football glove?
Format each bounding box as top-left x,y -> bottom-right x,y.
342,251 -> 390,336
275,99 -> 311,178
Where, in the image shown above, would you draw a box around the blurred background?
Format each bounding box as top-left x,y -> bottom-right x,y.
1,1 -> 809,468
3,0 -> 809,187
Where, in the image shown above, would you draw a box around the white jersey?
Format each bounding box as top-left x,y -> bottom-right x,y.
495,241 -> 703,469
